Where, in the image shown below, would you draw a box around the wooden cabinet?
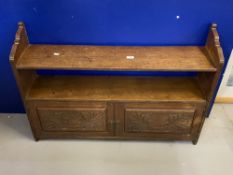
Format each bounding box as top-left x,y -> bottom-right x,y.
26,101 -> 205,143
10,22 -> 224,144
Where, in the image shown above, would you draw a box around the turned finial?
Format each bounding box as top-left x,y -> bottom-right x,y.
211,23 -> 217,29
18,21 -> 25,28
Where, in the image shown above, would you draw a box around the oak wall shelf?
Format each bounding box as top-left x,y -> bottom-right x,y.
10,22 -> 224,144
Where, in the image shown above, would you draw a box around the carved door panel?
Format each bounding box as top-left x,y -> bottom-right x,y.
124,108 -> 194,133
115,103 -> 203,138
38,107 -> 108,132
28,101 -> 114,138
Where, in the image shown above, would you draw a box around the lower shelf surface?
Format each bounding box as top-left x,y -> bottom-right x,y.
26,75 -> 205,102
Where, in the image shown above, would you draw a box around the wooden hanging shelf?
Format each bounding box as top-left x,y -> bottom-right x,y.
10,22 -> 224,144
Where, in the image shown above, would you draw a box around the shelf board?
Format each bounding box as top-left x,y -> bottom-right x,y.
26,76 -> 205,102
16,45 -> 216,72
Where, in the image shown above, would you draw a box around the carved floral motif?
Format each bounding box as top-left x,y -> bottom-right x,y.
38,108 -> 107,132
125,110 -> 193,133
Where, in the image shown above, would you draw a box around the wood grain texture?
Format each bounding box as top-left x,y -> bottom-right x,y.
10,22 -> 29,64
10,22 -> 223,144
27,101 -> 114,139
26,101 -> 204,143
205,23 -> 224,67
26,76 -> 205,102
16,45 -> 216,72
197,23 -> 225,117
38,107 -> 107,132
113,102 -> 205,144
125,108 -> 194,133
9,22 -> 37,106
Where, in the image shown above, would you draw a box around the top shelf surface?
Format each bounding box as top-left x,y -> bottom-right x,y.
15,45 -> 216,72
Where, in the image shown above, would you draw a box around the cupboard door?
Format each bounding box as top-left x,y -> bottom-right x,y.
38,107 -> 108,132
115,103 -> 204,140
125,108 -> 194,133
27,101 -> 114,139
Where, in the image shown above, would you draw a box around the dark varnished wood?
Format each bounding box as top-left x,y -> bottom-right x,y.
10,22 -> 224,144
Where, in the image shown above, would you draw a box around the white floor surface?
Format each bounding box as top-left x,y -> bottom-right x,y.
0,104 -> 233,175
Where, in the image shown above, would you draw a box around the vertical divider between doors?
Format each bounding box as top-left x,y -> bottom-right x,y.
113,102 -> 124,137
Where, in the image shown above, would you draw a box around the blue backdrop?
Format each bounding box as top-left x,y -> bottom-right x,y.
0,0 -> 232,113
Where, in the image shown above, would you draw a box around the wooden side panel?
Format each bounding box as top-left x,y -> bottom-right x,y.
10,22 -> 29,64
38,107 -> 107,132
9,22 -> 37,103
125,108 -> 194,133
205,24 -> 224,67
13,70 -> 37,100
197,23 -> 225,117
